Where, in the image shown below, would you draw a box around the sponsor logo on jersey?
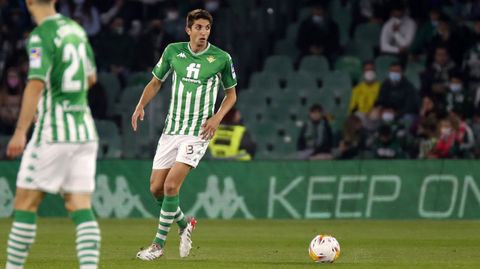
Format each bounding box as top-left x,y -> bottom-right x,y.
207,56 -> 216,63
29,35 -> 41,43
29,47 -> 42,68
177,52 -> 187,58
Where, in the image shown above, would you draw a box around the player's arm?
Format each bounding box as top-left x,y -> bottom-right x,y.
131,77 -> 163,131
6,80 -> 44,158
88,73 -> 97,88
201,87 -> 237,140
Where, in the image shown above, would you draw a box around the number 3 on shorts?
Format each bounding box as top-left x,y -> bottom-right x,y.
186,145 -> 194,155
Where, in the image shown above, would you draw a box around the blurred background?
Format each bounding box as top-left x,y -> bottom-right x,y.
1,0 -> 480,161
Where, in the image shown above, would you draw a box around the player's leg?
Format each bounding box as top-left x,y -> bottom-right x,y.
63,142 -> 100,269
5,188 -> 44,269
64,193 -> 100,269
150,169 -> 188,229
153,162 -> 192,249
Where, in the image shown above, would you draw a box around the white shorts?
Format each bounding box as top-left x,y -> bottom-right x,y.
153,134 -> 209,169
17,142 -> 98,194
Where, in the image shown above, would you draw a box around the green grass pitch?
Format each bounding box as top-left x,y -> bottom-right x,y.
1,219 -> 480,268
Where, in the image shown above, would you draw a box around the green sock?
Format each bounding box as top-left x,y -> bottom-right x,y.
6,210 -> 37,268
153,195 -> 180,247
156,196 -> 187,229
71,209 -> 100,269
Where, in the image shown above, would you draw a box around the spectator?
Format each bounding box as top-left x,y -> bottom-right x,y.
297,104 -> 333,160
427,15 -> 467,65
370,124 -> 406,159
446,73 -> 474,118
428,116 -> 458,159
379,3 -> 416,59
410,8 -> 441,56
375,62 -> 419,119
0,67 -> 23,135
417,112 -> 439,158
209,107 -> 256,160
296,3 -> 340,65
59,0 -> 101,37
450,109 -> 475,158
462,18 -> 480,92
348,61 -> 380,115
163,2 -> 185,42
420,46 -> 456,99
99,0 -> 124,26
335,114 -> 367,159
134,19 -> 174,71
96,16 -> 134,86
470,108 -> 480,157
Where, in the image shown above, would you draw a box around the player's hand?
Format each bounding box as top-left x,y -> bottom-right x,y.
131,106 -> 145,132
200,115 -> 221,140
6,131 -> 27,159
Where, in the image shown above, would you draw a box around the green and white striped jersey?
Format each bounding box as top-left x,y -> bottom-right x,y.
152,42 -> 237,137
27,14 -> 97,144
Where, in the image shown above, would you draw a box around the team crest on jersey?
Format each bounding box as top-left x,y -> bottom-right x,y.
177,52 -> 187,58
207,56 -> 216,63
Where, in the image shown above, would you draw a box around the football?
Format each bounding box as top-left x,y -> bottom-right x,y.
308,235 -> 341,263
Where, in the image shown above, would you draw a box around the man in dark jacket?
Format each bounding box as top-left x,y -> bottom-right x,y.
297,104 -> 333,160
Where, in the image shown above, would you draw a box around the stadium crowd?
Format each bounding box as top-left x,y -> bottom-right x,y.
2,0 -> 480,160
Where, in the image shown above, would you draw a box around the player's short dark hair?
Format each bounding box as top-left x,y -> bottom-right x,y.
390,61 -> 403,70
310,104 -> 323,112
363,60 -> 375,68
186,9 -> 213,28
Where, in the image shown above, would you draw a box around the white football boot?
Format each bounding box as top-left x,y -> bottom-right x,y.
136,243 -> 164,261
179,217 -> 197,258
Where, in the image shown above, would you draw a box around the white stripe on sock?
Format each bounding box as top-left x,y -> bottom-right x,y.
160,210 -> 177,217
76,221 -> 98,231
155,233 -> 167,240
13,222 -> 36,230
157,225 -> 169,232
6,262 -> 24,269
76,235 -> 101,244
12,228 -> 36,237
7,248 -> 28,257
8,240 -> 27,250
77,228 -> 100,236
159,217 -> 175,224
7,255 -> 25,264
9,234 -> 34,244
77,242 -> 95,250
78,249 -> 100,257
80,256 -> 99,263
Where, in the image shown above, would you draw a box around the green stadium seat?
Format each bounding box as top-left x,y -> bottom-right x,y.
375,55 -> 399,81
298,55 -> 330,81
97,72 -> 121,116
322,70 -> 352,91
335,56 -> 362,83
344,40 -> 374,62
127,72 -> 151,87
115,86 -> 144,116
353,23 -> 381,47
95,120 -> 122,159
273,39 -> 300,61
263,55 -> 294,79
286,71 -> 318,89
249,72 -> 281,88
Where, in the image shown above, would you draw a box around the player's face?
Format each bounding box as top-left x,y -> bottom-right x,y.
187,19 -> 211,47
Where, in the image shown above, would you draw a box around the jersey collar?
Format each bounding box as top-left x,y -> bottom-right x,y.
40,13 -> 61,25
188,42 -> 211,56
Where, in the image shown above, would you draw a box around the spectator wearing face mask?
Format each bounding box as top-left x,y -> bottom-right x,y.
379,3 -> 416,58
349,61 -> 380,116
163,2 -> 184,42
446,72 -> 474,119
134,19 -> 174,71
0,67 -> 24,135
296,3 -> 340,65
375,62 -> 419,120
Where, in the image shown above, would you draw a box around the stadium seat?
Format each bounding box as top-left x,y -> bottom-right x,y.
286,71 -> 318,89
263,55 -> 294,79
127,72 -> 151,87
298,55 -> 330,81
249,72 -> 281,88
375,55 -> 399,81
335,56 -> 362,83
95,120 -> 122,159
273,39 -> 300,61
98,72 -> 121,116
322,70 -> 352,91
353,23 -> 381,48
115,86 -> 144,116
344,40 -> 374,62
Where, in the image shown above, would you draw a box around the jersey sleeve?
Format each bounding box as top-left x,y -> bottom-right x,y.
27,32 -> 53,82
85,41 -> 97,76
221,53 -> 237,90
152,45 -> 173,81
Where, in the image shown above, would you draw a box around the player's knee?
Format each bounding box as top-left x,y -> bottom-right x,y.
164,182 -> 179,196
150,184 -> 164,197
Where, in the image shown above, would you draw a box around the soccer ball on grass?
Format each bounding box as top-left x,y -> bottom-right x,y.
308,235 -> 340,263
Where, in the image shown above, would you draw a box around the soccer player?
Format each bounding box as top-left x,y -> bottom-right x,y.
132,9 -> 237,260
4,1 -> 100,269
